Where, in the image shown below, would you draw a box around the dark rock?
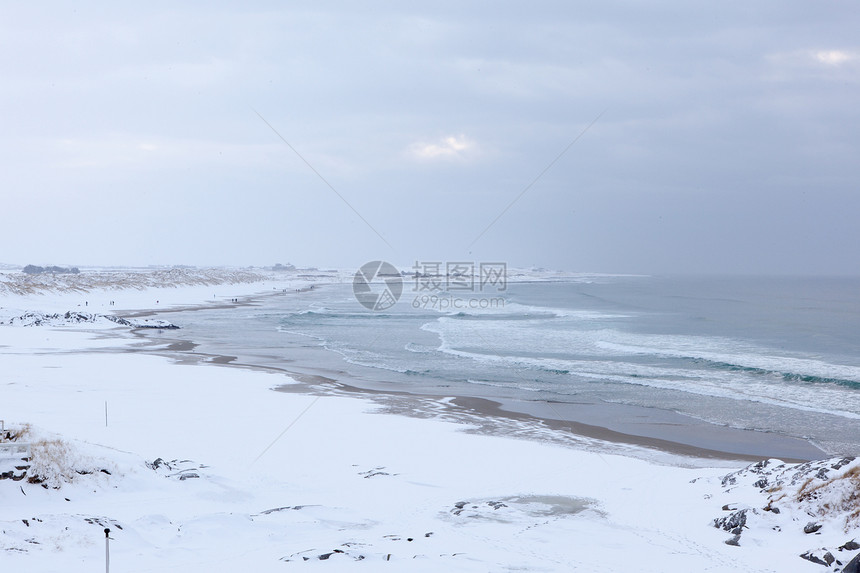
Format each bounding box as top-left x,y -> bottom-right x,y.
104,315 -> 179,329
804,522 -> 823,534
714,509 -> 747,532
146,458 -> 170,471
260,506 -> 306,515
831,457 -> 855,471
800,549 -> 835,566
842,552 -> 860,573
840,540 -> 860,551
753,478 -> 768,489
725,534 -> 741,546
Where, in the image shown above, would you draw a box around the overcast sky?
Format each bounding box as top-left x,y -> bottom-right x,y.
2,2 -> 858,274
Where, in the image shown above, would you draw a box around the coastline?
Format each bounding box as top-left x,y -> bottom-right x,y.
2,276 -> 857,571
124,290 -> 826,463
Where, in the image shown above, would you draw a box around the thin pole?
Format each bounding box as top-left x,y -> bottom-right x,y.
104,528 -> 110,573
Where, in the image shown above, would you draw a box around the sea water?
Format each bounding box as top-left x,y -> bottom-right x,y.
164,275 -> 860,455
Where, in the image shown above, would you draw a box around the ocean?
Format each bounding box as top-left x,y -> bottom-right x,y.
156,275 -> 860,457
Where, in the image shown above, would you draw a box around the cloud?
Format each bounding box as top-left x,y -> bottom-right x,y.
815,50 -> 857,66
409,134 -> 475,160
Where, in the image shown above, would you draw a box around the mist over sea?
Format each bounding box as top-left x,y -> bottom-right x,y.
166,275 -> 860,456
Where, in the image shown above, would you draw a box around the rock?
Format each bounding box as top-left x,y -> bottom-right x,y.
840,540 -> 860,551
146,458 -> 170,471
831,457 -> 856,471
714,509 -> 747,532
804,522 -> 823,534
842,552 -> 860,573
800,549 -> 835,566
104,315 -> 179,329
725,534 -> 741,546
260,506 -> 306,515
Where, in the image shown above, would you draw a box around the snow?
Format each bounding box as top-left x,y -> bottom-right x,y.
0,267 -> 344,315
0,272 -> 857,571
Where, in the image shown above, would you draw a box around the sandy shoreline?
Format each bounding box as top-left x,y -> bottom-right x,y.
3,276 -> 857,572
123,293 -> 826,463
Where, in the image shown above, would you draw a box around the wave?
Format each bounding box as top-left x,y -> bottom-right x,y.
596,338 -> 860,387
693,359 -> 860,390
425,314 -> 860,387
422,332 -> 860,420
404,342 -> 437,354
436,301 -> 630,321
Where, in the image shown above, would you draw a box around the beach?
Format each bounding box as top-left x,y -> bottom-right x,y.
1,270 -> 858,572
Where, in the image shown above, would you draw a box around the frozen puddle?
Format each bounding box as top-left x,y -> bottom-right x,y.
448,495 -> 598,523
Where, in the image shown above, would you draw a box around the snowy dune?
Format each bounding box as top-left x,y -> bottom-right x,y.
0,270 -> 858,572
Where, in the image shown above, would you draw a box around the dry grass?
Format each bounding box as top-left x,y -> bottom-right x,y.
796,466 -> 860,532
2,424 -> 113,489
0,422 -> 31,443
27,439 -> 78,489
0,268 -> 268,296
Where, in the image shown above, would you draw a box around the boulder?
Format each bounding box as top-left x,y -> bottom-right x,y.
804,522 -> 823,534
800,549 -> 835,566
842,552 -> 860,573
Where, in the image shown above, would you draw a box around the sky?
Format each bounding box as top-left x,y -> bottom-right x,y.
1,1 -> 858,274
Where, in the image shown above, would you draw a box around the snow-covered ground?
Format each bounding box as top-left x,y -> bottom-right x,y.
1,271 -> 858,572
0,267 -> 345,315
